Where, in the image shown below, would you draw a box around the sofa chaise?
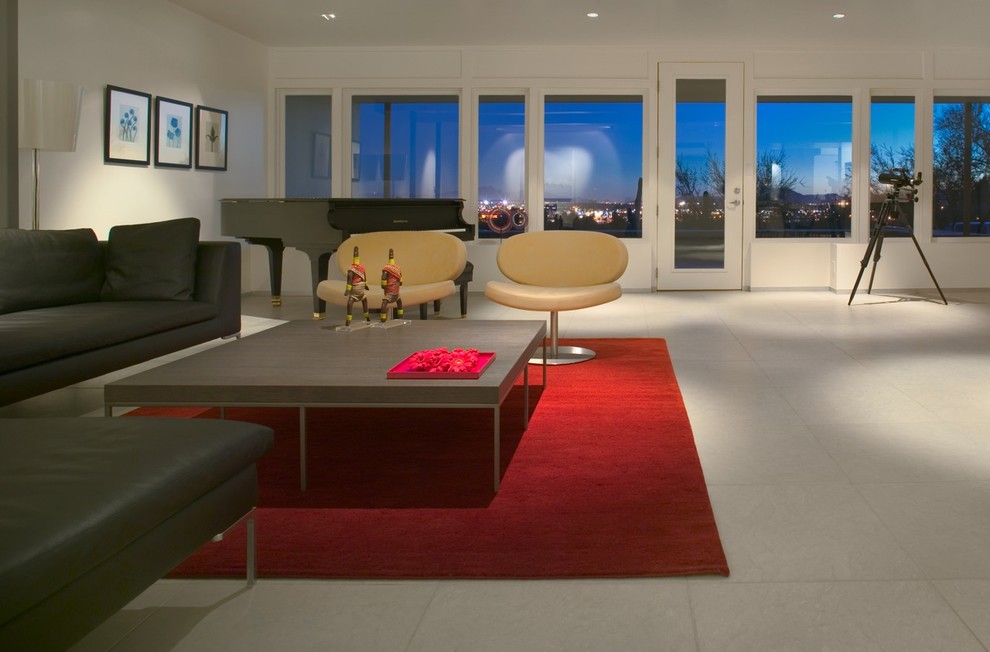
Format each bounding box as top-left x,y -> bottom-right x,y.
0,416 -> 274,650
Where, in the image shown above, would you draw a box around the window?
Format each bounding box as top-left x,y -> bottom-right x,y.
543,95 -> 643,238
478,95 -> 527,238
675,80 -> 726,268
871,97 -> 916,232
284,95 -> 331,198
351,95 -> 459,199
932,96 -> 990,237
756,96 -> 852,238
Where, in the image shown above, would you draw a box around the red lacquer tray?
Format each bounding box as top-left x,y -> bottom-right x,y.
387,352 -> 496,379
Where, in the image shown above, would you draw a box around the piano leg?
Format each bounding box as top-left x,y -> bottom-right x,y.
456,261 -> 473,318
247,238 -> 285,307
459,280 -> 469,317
307,251 -> 331,320
432,262 -> 473,318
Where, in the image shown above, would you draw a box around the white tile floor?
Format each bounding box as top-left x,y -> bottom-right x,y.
6,289 -> 990,651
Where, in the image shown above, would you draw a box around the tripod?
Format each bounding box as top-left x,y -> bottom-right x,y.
848,189 -> 947,305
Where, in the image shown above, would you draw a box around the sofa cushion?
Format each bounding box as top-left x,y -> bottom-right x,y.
0,228 -> 103,315
0,301 -> 218,373
102,218 -> 200,301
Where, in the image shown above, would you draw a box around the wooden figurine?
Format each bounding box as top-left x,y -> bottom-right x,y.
343,246 -> 370,326
379,248 -> 403,322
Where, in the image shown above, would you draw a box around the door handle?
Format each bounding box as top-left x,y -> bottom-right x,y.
729,199 -> 741,207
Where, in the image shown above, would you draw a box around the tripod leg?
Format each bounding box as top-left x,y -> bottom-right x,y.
866,227 -> 886,295
848,226 -> 882,305
907,230 -> 949,305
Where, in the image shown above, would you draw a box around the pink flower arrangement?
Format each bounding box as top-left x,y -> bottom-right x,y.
407,347 -> 481,373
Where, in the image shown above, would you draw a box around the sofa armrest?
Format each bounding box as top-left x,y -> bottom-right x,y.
194,241 -> 241,337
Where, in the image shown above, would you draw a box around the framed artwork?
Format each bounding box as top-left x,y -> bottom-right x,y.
154,96 -> 193,168
195,105 -> 228,170
104,85 -> 151,165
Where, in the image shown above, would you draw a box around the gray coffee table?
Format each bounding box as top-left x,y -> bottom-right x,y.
104,319 -> 547,492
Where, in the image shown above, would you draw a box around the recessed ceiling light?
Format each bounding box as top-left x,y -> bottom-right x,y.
832,12 -> 846,19
587,12 -> 599,18
321,13 -> 336,20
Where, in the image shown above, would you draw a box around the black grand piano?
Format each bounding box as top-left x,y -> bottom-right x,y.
220,197 -> 474,318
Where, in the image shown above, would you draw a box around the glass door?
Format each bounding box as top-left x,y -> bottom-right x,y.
658,63 -> 743,289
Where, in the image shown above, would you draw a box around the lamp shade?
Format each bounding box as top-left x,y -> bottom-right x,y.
19,79 -> 83,152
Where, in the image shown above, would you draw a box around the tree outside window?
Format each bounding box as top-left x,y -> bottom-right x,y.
932,97 -> 990,237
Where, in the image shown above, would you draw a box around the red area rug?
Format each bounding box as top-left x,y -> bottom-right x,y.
150,338 -> 728,579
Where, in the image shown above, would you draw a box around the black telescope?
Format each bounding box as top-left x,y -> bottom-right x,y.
848,169 -> 946,305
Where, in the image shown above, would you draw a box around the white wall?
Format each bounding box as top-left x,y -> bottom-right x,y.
17,0 -> 267,243
22,6 -> 990,298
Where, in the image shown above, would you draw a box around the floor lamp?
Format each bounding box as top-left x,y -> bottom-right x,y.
18,79 -> 83,230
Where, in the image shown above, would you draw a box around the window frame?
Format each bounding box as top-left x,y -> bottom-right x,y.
473,90 -> 530,239
930,90 -> 990,239
344,88 -> 464,200
539,91 -> 647,239
867,91 -> 922,237
752,90 -> 859,240
276,88 -> 337,197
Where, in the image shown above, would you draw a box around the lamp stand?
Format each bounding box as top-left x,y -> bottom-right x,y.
32,147 -> 40,230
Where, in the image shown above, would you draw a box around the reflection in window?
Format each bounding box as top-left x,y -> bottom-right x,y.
871,97 -> 916,233
756,96 -> 852,238
284,95 -> 331,198
351,95 -> 459,199
478,96 -> 526,239
675,80 -> 726,269
543,95 -> 643,238
933,96 -> 990,237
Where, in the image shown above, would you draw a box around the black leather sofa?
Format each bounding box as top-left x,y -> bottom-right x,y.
0,416 -> 274,650
0,218 -> 241,407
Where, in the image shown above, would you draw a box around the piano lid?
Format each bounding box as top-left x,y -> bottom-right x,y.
326,198 -> 473,240
220,197 -> 475,242
221,197 -> 330,203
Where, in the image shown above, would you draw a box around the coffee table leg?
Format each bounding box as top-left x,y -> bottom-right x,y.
543,346 -> 548,385
246,516 -> 256,586
300,406 -> 307,491
523,364 -> 529,430
493,406 -> 500,493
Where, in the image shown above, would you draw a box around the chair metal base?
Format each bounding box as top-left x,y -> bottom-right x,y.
527,311 -> 597,365
529,345 -> 596,366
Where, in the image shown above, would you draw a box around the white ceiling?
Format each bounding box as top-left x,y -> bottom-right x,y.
169,0 -> 990,50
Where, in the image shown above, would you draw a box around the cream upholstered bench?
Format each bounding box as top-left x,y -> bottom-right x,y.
485,230 -> 628,365
317,230 -> 467,321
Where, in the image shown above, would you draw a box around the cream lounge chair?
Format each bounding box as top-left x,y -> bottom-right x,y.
485,230 -> 628,364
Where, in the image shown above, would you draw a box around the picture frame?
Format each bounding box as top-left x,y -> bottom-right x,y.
104,85 -> 151,165
154,96 -> 193,168
313,132 -> 330,179
195,105 -> 228,171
